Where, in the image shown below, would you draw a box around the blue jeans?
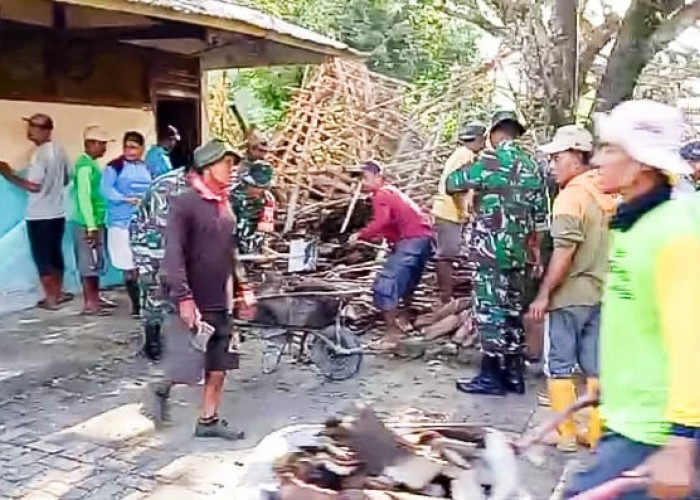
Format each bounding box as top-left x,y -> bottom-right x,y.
565,432 -> 696,500
373,237 -> 433,311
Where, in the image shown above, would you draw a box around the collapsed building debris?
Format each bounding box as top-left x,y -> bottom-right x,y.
212,57 -> 501,356
272,407 -> 532,500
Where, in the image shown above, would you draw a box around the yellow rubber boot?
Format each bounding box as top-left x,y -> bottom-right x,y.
586,378 -> 602,451
547,378 -> 578,452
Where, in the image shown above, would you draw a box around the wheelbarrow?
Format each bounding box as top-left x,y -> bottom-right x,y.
232,289 -> 364,381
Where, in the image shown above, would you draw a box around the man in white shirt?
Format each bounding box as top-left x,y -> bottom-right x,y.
0,113 -> 71,309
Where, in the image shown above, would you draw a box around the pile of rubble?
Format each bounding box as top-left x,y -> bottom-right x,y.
273,408 -> 530,500
225,57 -> 501,358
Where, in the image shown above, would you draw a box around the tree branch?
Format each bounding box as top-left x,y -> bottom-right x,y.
646,1 -> 700,56
440,2 -> 505,35
579,11 -> 621,83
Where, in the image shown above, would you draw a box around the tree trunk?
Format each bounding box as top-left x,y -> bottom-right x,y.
548,0 -> 578,126
595,0 -> 687,112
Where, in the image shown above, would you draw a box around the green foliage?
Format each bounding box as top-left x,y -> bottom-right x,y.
231,66 -> 304,128
230,0 -> 481,127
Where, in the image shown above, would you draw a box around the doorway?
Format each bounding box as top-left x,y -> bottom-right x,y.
155,98 -> 199,168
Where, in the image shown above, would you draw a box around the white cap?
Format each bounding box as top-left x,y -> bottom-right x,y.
540,125 -> 593,154
83,125 -> 113,143
594,100 -> 691,176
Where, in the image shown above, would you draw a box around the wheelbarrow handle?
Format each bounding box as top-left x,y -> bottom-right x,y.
569,476 -> 650,500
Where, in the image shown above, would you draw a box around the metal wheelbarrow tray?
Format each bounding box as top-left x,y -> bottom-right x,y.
233,291 -> 364,381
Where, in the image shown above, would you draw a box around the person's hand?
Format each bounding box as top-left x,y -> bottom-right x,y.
347,233 -> 360,245
126,197 -> 141,206
84,229 -> 99,248
527,292 -> 549,322
178,299 -> 201,330
630,436 -> 696,499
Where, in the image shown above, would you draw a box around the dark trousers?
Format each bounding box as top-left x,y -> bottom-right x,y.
565,432 -> 698,500
26,218 -> 65,277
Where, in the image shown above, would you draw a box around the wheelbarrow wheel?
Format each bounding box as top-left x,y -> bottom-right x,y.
310,326 -> 363,381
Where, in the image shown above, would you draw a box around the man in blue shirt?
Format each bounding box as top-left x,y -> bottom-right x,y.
145,125 -> 180,179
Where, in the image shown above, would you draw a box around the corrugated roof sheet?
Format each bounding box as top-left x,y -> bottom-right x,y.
124,0 -> 357,54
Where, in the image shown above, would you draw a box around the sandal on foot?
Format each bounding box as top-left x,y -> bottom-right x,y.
194,418 -> 245,440
99,296 -> 118,309
59,292 -> 75,304
80,308 -> 112,317
37,299 -> 61,311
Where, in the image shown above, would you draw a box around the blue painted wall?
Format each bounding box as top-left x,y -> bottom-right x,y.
0,178 -> 123,315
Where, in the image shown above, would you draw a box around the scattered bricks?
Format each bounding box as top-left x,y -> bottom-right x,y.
38,455 -> 82,472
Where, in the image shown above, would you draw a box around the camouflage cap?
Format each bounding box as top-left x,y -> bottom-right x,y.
458,122 -> 486,142
489,110 -> 526,137
241,161 -> 273,187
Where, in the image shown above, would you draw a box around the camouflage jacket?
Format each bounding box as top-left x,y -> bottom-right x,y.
230,183 -> 269,255
130,167 -> 189,275
446,140 -> 548,268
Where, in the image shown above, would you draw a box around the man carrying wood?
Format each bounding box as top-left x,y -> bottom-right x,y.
446,111 -> 548,396
349,160 -> 434,350
565,100 -> 700,500
432,122 -> 486,304
527,125 -> 615,452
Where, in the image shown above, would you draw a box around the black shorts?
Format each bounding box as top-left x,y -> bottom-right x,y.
201,311 -> 239,372
26,218 -> 65,277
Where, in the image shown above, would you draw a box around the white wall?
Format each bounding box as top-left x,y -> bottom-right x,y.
0,100 -> 156,168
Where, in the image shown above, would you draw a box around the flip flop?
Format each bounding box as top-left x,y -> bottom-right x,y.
37,300 -> 61,311
80,308 -> 112,317
99,296 -> 118,308
59,292 -> 75,304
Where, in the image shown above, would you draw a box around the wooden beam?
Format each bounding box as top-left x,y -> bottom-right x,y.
62,23 -> 206,41
0,19 -> 205,41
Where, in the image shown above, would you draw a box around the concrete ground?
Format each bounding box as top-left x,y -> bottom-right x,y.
0,292 -> 579,499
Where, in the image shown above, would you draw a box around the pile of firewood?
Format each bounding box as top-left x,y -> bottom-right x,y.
273,407 -> 531,499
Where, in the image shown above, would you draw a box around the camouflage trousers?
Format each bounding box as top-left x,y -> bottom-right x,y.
473,265 -> 527,356
140,271 -> 175,327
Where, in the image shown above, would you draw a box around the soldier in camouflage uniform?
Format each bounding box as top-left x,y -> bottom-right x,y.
446,110 -> 548,396
130,167 -> 189,360
230,161 -> 274,255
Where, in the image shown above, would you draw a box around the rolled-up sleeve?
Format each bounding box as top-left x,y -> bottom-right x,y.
550,188 -> 584,248
655,236 -> 700,432
164,197 -> 192,302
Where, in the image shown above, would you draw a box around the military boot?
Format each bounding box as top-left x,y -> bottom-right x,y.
455,354 -> 506,396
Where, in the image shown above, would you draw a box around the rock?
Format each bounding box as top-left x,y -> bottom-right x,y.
425,342 -> 458,361
396,338 -> 426,360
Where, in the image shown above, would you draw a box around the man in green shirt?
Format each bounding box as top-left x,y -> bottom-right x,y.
70,126 -> 110,315
566,101 -> 700,499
